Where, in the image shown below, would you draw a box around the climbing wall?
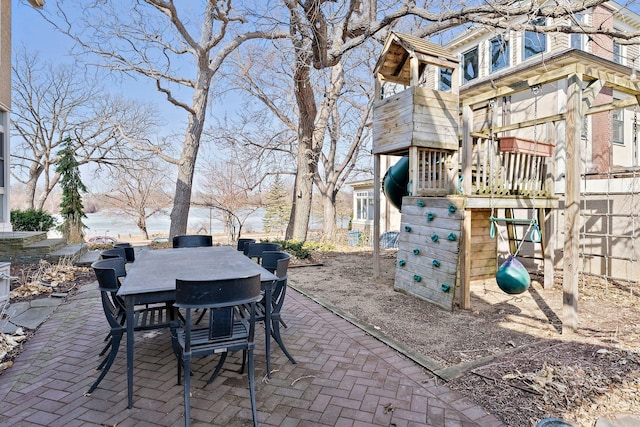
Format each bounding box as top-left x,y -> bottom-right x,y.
395,196 -> 464,310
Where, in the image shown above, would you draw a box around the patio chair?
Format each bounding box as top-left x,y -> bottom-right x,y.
236,238 -> 256,252
169,274 -> 262,427
88,259 -> 175,394
172,235 -> 213,248
114,242 -> 135,263
100,247 -> 126,260
245,242 -> 282,263
256,251 -> 297,364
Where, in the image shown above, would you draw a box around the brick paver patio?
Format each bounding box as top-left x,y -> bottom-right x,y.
0,281 -> 505,426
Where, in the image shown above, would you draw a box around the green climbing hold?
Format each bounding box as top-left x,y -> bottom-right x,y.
431,234 -> 439,242
413,275 -> 422,282
398,260 -> 406,267
432,260 -> 441,267
441,283 -> 451,292
496,254 -> 531,295
426,212 -> 435,221
404,225 -> 412,232
417,200 -> 425,207
413,248 -> 420,255
448,204 -> 457,213
447,233 -> 457,241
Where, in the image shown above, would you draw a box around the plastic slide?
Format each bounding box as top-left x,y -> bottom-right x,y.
382,156 -> 409,210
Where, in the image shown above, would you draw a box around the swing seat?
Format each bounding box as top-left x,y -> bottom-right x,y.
496,254 -> 531,294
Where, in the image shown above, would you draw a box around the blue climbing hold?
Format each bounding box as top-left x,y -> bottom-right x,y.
398,260 -> 406,267
413,275 -> 422,282
404,225 -> 412,232
426,212 -> 435,221
448,204 -> 457,213
447,233 -> 457,241
417,200 -> 425,207
441,283 -> 451,292
431,234 -> 439,242
413,248 -> 420,255
496,254 -> 531,295
432,260 -> 441,267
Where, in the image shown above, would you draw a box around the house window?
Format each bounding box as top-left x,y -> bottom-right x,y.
613,109 -> 624,145
439,68 -> 452,91
490,35 -> 509,73
462,46 -> 479,83
613,42 -> 621,63
570,14 -> 584,51
355,191 -> 374,221
523,17 -> 547,60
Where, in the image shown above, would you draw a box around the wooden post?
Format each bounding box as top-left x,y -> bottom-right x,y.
563,74 -> 582,332
459,104 -> 473,309
542,208 -> 555,289
373,154 -> 381,279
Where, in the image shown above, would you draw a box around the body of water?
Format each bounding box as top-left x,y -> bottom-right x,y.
53,208 -> 266,240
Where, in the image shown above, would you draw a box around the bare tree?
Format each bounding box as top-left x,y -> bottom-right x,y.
39,1 -> 289,238
101,160 -> 172,240
11,49 -> 158,210
195,159 -> 261,243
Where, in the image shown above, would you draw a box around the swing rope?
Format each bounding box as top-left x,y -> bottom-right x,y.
489,85 -> 542,256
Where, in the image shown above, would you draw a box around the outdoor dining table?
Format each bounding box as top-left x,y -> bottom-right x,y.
118,245 -> 278,409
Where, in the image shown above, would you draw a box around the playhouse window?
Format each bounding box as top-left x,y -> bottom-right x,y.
490,35 -> 509,73
462,46 -> 478,83
523,17 -> 547,60
439,68 -> 452,91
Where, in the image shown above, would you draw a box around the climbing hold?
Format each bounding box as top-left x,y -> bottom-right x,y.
431,234 -> 439,242
413,275 -> 422,282
426,212 -> 435,222
413,248 -> 420,255
398,260 -> 406,267
496,254 -> 531,295
441,283 -> 451,292
432,260 -> 441,267
447,233 -> 457,241
448,204 -> 457,213
417,200 -> 425,207
404,225 -> 412,232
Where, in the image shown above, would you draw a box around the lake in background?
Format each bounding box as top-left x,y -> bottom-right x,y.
56,207 -> 269,240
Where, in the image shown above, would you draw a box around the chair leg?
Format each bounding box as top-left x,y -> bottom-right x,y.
183,357 -> 191,427
271,316 -> 297,364
88,331 -> 122,394
206,353 -> 228,385
248,348 -> 258,427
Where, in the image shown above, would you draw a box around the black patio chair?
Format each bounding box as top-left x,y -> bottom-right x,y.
169,274 -> 262,427
87,258 -> 175,394
245,242 -> 282,263
257,251 -> 297,364
100,247 -> 126,260
172,235 -> 213,248
236,238 -> 256,253
114,242 -> 135,263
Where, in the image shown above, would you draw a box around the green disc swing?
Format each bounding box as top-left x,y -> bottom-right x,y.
488,86 -> 544,294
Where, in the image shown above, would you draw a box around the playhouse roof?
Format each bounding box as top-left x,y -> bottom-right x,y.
373,32 -> 459,86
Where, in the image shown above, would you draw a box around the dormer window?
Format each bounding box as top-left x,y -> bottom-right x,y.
462,46 -> 479,83
490,35 -> 510,73
523,17 -> 547,60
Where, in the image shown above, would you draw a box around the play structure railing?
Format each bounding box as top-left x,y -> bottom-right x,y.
411,139 -> 551,197
468,137 -> 550,196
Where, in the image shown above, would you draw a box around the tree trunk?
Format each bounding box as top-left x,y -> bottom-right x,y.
321,187 -> 338,240
168,72 -> 212,238
285,53 -> 316,242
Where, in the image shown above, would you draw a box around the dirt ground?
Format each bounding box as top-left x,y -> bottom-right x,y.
287,249 -> 640,427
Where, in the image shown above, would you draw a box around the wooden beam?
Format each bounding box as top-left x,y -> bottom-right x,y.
410,55 -> 420,87
582,78 -> 605,111
563,73 -> 582,333
459,105 -> 473,310
373,154 -> 381,279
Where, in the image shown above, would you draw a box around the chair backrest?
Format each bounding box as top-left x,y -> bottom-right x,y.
172,235 -> 213,248
114,243 -> 135,263
245,242 -> 283,260
236,238 -> 256,252
100,247 -> 126,260
261,251 -> 291,277
175,274 -> 262,340
91,258 -> 125,292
